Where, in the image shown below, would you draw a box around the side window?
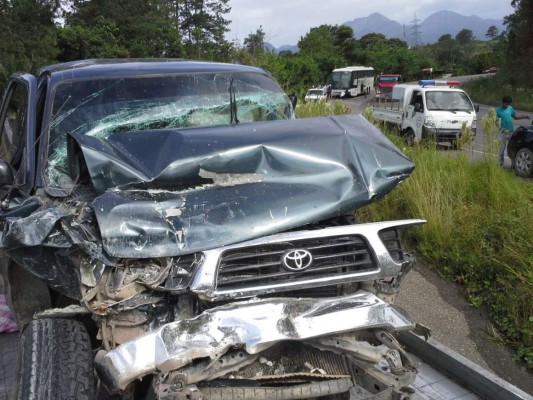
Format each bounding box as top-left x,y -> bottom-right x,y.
0,83 -> 27,169
409,91 -> 423,108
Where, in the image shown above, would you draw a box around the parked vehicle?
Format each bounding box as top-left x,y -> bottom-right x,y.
372,80 -> 478,146
304,87 -> 326,101
0,59 -> 424,400
483,67 -> 499,74
331,66 -> 374,98
507,123 -> 533,177
375,73 -> 402,99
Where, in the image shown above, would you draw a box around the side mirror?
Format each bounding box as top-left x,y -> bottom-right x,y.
475,104 -> 480,112
0,159 -> 14,186
414,103 -> 422,113
288,93 -> 298,109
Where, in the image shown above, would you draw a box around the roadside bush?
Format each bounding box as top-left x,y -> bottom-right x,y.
301,105 -> 533,367
463,75 -> 533,112
357,122 -> 533,368
295,99 -> 350,118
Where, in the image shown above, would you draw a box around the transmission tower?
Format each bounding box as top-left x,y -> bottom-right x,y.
410,13 -> 422,47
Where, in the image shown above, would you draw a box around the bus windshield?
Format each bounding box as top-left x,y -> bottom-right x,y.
331,71 -> 352,90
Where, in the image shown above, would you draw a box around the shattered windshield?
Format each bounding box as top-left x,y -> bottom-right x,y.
46,72 -> 293,187
425,91 -> 473,112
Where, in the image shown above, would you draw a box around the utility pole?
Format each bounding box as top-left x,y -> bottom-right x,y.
410,13 -> 422,47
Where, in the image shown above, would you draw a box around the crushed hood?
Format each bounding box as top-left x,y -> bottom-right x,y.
68,114 -> 414,258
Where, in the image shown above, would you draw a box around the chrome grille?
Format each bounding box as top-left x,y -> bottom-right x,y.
379,228 -> 404,262
216,235 -> 376,290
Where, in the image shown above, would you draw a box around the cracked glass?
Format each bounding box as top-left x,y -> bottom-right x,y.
46,72 -> 293,187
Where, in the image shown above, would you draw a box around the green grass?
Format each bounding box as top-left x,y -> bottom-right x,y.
359,125 -> 533,368
295,99 -> 350,118
462,75 -> 533,111
301,105 -> 533,368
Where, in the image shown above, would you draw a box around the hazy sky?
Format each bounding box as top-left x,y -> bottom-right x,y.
227,0 -> 515,47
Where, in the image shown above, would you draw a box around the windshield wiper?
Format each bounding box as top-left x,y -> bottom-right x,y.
450,108 -> 471,114
229,78 -> 239,124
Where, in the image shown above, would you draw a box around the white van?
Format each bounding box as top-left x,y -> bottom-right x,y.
373,80 -> 478,145
304,88 -> 327,101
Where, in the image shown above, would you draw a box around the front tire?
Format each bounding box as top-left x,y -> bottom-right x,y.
404,129 -> 416,147
14,318 -> 95,400
514,148 -> 533,177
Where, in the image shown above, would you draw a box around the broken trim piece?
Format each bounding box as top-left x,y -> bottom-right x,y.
95,291 -> 415,391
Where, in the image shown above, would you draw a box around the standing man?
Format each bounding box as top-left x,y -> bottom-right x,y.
326,84 -> 332,101
495,96 -> 530,166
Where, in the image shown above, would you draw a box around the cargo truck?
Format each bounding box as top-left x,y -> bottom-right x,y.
373,80 -> 478,146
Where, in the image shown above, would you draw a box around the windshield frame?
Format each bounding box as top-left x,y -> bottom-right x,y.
43,71 -> 293,189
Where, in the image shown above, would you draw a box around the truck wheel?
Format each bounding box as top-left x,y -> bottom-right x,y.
404,129 -> 415,147
514,148 -> 533,177
14,318 -> 95,400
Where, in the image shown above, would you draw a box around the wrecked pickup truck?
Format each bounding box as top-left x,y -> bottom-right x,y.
0,59 -> 425,400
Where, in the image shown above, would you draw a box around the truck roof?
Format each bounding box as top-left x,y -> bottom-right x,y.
391,83 -> 467,102
38,59 -> 267,82
332,66 -> 374,72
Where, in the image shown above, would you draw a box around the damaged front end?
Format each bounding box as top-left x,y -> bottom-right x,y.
1,65 -> 424,399
86,218 -> 424,399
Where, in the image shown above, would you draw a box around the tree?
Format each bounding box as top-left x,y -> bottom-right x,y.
243,26 -> 266,60
485,25 -> 499,40
331,25 -> 359,63
454,29 -> 476,74
57,18 -> 129,61
455,29 -> 475,45
64,0 -> 183,58
358,33 -> 387,51
298,25 -> 348,81
176,0 -> 232,60
0,0 -> 59,86
504,0 -> 533,85
431,34 -> 458,72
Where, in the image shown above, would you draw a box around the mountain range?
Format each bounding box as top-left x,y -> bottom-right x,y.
270,10 -> 504,53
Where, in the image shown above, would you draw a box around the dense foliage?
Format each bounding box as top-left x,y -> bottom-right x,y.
2,0 -> 532,96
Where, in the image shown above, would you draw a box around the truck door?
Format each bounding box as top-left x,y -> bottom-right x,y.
0,74 -> 38,213
404,90 -> 424,141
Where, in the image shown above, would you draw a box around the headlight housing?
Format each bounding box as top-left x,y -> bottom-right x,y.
424,116 -> 436,128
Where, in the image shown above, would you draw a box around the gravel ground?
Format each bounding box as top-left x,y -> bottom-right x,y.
0,332 -> 17,400
396,265 -> 533,395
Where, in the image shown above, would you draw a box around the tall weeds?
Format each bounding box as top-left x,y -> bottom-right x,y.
301,104 -> 533,366
357,122 -> 533,367
295,99 -> 350,118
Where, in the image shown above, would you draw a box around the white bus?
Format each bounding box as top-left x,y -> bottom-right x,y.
331,66 -> 374,98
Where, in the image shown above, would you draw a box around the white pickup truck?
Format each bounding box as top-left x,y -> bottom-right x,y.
372,80 -> 478,146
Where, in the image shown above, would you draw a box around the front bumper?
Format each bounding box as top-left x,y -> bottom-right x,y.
95,291 -> 415,391
423,127 -> 461,141
423,127 -> 476,140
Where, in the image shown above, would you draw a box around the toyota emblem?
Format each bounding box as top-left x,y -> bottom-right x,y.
282,249 -> 313,271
